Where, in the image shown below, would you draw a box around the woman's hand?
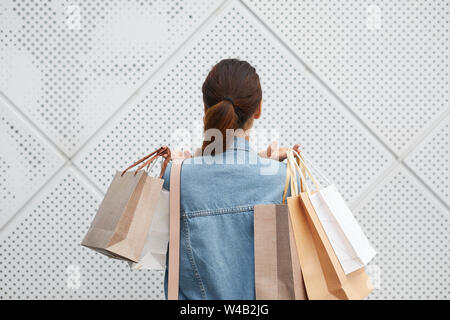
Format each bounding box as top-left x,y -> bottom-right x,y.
159,145 -> 192,160
161,148 -> 192,160
258,142 -> 301,161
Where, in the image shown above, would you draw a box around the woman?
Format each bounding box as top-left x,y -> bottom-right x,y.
162,58 -> 299,300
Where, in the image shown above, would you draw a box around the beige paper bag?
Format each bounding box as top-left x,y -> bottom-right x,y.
286,149 -> 373,300
254,203 -> 307,300
288,194 -> 373,299
82,147 -> 171,262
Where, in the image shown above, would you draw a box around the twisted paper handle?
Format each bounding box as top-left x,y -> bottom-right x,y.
121,146 -> 171,178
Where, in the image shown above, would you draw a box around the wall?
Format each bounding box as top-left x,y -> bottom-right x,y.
0,0 -> 448,299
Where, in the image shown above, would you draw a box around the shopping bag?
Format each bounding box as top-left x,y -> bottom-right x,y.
129,188 -> 170,270
309,185 -> 376,274
286,149 -> 374,300
296,152 -> 376,274
254,203 -> 307,300
81,146 -> 171,262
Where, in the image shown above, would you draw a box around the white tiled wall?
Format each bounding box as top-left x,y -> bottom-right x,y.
1,0 -> 448,299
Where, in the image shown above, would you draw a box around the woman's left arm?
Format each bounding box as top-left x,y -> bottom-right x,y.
258,142 -> 301,161
164,143 -> 299,161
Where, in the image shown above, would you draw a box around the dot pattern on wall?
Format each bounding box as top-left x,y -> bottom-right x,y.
0,0 -> 449,300
0,0 -> 223,155
404,115 -> 450,207
355,167 -> 449,300
0,167 -> 165,300
0,100 -> 65,229
74,2 -> 394,206
244,0 -> 450,154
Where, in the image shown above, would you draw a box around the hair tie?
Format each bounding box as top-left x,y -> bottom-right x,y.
223,97 -> 234,105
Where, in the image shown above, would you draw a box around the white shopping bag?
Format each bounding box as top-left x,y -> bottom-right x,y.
309,185 -> 376,274
290,150 -> 376,275
129,188 -> 170,270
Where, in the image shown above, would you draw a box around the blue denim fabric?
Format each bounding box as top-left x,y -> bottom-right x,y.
162,137 -> 287,300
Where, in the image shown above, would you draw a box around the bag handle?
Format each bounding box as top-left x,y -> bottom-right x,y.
284,148 -> 323,197
167,157 -> 184,300
121,146 -> 171,178
288,150 -> 311,193
282,154 -> 299,203
298,152 -> 332,186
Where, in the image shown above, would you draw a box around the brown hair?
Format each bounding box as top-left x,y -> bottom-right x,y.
201,59 -> 262,154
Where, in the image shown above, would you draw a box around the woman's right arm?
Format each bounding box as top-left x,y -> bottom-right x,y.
258,142 -> 301,161
161,150 -> 192,190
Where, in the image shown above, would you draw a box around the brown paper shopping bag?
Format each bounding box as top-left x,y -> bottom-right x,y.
82,146 -> 171,262
286,149 -> 373,300
254,203 -> 307,300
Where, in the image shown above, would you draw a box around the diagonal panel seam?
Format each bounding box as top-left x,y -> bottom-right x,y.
0,159 -> 69,234
0,92 -> 69,231
397,106 -> 450,162
0,91 -> 69,160
402,161 -> 450,212
70,0 -> 231,161
0,0 -> 231,233
239,0 -> 397,160
239,0 -> 450,211
69,160 -> 105,197
351,107 -> 450,211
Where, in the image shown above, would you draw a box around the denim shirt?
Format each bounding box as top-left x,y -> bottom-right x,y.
162,137 -> 287,300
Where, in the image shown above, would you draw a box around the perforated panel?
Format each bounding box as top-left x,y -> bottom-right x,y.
243,0 -> 450,154
0,167 -> 165,299
355,166 -> 449,300
1,0 -> 449,300
0,99 -> 65,228
0,0 -> 222,155
73,2 -> 394,206
404,114 -> 450,207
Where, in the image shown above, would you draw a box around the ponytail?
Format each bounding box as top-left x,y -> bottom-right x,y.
201,100 -> 237,154
201,59 -> 262,155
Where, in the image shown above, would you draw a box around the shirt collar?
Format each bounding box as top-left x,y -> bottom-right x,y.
228,136 -> 252,152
